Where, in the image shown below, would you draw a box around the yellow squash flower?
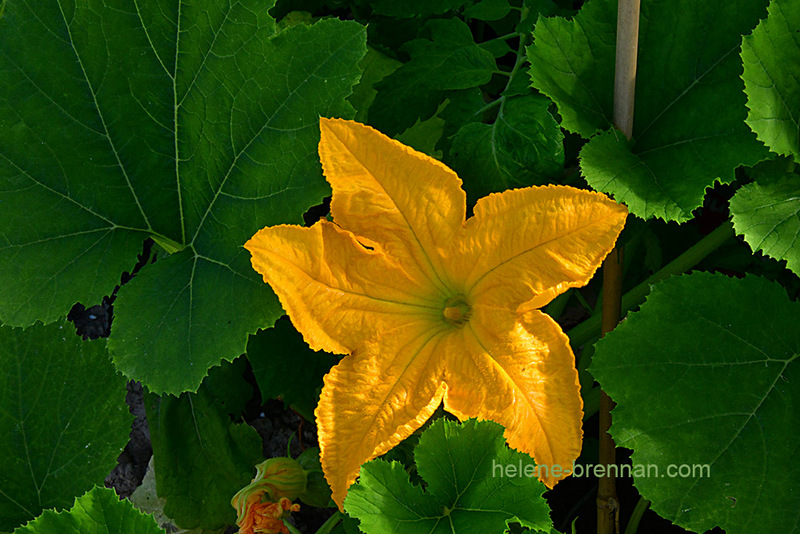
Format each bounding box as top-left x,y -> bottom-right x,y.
245,118 -> 627,509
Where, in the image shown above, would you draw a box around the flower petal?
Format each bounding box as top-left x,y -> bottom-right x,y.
315,322 -> 449,509
452,185 -> 627,312
319,117 -> 466,294
245,221 -> 438,354
443,306 -> 582,488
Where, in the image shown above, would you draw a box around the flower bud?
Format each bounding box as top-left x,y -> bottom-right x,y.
232,457 -> 308,534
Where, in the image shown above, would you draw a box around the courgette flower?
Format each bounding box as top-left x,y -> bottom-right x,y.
246,118 -> 628,509
232,457 -> 306,534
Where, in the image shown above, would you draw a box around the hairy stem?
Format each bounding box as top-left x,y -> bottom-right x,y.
568,220 -> 734,348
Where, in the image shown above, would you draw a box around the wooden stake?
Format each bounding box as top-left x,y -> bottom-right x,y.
598,1 -> 640,533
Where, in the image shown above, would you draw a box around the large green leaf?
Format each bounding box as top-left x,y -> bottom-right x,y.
528,0 -> 770,221
369,18 -> 497,135
591,273 -> 800,534
345,418 -> 552,534
447,94 -> 564,204
742,0 -> 800,161
13,486 -> 164,534
730,169 -> 800,275
144,362 -> 263,530
0,0 -> 367,394
0,320 -> 131,532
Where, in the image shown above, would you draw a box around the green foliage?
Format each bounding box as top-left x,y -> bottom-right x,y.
742,0 -> 800,161
527,0 -> 617,137
0,320 -> 131,532
591,273 -> 800,534
247,318 -> 339,422
12,486 -> 164,534
345,418 -> 552,534
371,0 -> 471,18
3,1 -> 800,533
529,0 -> 770,221
369,18 -> 496,135
448,94 -> 564,203
0,0 -> 367,395
730,167 -> 800,275
144,361 -> 263,530
465,0 -> 513,21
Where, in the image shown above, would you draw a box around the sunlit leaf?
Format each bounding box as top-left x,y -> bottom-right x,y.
529,0 -> 770,221
742,0 -> 800,161
13,486 -> 164,534
345,419 -> 552,534
730,170 -> 800,275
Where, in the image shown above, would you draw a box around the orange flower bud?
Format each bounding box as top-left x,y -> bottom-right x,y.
232,457 -> 307,534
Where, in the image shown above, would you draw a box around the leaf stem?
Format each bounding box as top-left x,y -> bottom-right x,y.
315,511 -> 344,534
567,220 -> 734,347
476,5 -> 531,119
623,496 -> 651,534
482,31 -> 522,43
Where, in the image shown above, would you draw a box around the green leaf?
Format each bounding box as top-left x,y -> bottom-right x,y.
437,88 -> 486,155
527,0 -> 617,137
590,273 -> 800,534
370,18 -> 497,135
13,486 -> 164,534
345,419 -> 553,534
296,448 -> 334,508
529,0 -> 770,221
0,1 -> 367,395
742,0 -> 800,161
0,320 -> 131,532
465,0 -> 513,21
447,94 -> 564,204
144,365 -> 264,530
730,170 -> 800,275
247,317 -> 338,422
394,104 -> 447,159
348,47 -> 403,123
371,0 -> 470,18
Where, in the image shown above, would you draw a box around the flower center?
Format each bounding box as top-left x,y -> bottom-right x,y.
442,295 -> 471,326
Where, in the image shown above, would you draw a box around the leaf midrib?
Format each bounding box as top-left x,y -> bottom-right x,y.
56,1 -> 153,233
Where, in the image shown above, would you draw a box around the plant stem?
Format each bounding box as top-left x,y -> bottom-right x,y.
567,220 -> 734,347
476,5 -> 531,119
315,511 -> 343,534
598,248 -> 624,534
599,0 -> 640,532
623,496 -> 651,534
